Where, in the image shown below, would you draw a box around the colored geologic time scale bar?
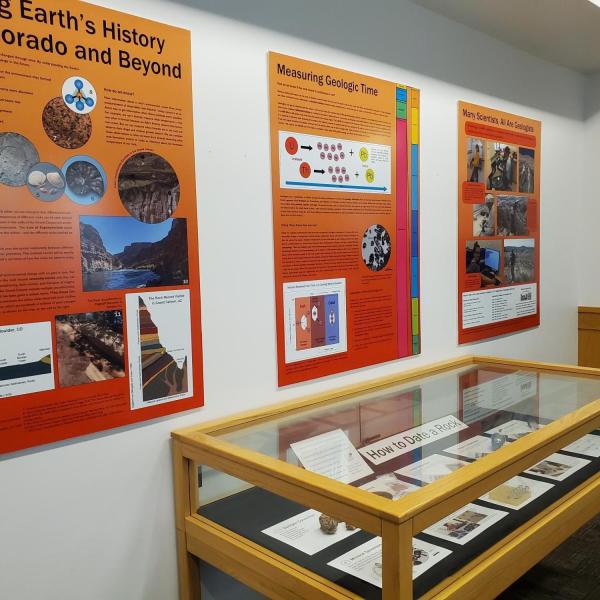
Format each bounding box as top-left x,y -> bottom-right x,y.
395,86 -> 420,357
410,88 -> 420,356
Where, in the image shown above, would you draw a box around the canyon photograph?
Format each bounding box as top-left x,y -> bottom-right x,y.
80,216 -> 189,292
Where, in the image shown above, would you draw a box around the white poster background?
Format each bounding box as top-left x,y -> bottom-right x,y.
462,283 -> 537,329
279,131 -> 392,194
0,321 -> 53,398
283,278 -> 347,364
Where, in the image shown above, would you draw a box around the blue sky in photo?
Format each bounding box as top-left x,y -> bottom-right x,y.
80,216 -> 173,254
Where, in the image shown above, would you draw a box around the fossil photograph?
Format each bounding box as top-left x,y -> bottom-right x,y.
0,132 -> 40,187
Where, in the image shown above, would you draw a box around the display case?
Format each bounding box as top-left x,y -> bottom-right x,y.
172,356 -> 600,600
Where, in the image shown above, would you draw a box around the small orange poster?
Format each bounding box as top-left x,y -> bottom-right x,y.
0,0 -> 202,453
458,102 -> 541,344
269,53 -> 420,386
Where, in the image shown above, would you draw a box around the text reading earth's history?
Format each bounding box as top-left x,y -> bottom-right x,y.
0,0 -> 181,78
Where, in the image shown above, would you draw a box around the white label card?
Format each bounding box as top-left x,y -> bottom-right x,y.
562,434 -> 600,458
480,475 -> 554,510
423,503 -> 509,546
290,429 -> 374,484
327,537 -> 452,587
262,509 -> 359,555
524,452 -> 590,481
358,415 -> 469,466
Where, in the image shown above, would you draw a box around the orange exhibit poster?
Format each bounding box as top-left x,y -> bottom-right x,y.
0,0 -> 202,454
269,53 -> 420,386
458,101 -> 541,344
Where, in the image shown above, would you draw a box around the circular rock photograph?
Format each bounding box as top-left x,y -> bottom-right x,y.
63,156 -> 106,205
361,224 -> 391,272
26,162 -> 65,202
118,152 -> 180,223
42,97 -> 92,149
0,132 -> 40,187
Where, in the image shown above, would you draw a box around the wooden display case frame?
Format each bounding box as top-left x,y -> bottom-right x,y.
172,356 -> 600,600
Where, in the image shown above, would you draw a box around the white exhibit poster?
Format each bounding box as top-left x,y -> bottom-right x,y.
562,434 -> 600,458
523,453 -> 590,481
395,454 -> 469,485
479,476 -> 554,510
327,537 -> 452,587
290,429 -> 374,484
261,509 -> 359,555
359,474 -> 420,500
423,503 -> 509,546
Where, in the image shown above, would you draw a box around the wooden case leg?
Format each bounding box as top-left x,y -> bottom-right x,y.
173,440 -> 201,600
382,520 -> 413,600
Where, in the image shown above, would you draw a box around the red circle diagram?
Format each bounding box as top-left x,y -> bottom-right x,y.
285,136 -> 299,155
299,162 -> 311,178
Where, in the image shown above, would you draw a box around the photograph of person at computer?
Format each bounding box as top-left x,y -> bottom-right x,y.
466,240 -> 503,288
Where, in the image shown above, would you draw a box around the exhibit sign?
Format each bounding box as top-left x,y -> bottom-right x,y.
458,102 -> 541,344
0,0 -> 203,453
269,53 -> 420,386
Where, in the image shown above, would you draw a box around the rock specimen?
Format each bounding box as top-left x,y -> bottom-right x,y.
319,514 -> 339,534
42,97 -> 92,149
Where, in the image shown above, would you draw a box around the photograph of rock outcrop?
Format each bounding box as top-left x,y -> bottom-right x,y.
55,310 -> 125,388
80,216 -> 189,291
118,152 -> 180,223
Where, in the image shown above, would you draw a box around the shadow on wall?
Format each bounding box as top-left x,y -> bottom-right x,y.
171,0 -> 583,118
584,71 -> 600,120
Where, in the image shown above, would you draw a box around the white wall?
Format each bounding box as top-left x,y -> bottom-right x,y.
0,1 -> 588,599
581,72 -> 600,306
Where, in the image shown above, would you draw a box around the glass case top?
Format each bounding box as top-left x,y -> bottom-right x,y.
215,363 -> 600,495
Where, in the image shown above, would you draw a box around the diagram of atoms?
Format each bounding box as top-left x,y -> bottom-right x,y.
62,77 -> 97,115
